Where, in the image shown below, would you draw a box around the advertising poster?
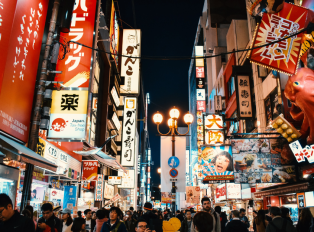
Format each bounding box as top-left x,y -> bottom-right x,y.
78,198 -> 94,209
63,186 -> 77,213
226,183 -> 241,199
232,139 -> 296,183
103,183 -> 114,199
161,192 -> 172,204
186,186 -> 201,204
200,146 -> 234,183
215,184 -> 226,202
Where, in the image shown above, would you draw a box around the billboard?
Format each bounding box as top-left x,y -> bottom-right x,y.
120,29 -> 141,95
186,186 -> 201,204
55,0 -> 97,87
249,3 -> 307,75
121,97 -> 137,166
109,0 -> 119,66
0,0 -> 49,142
232,139 -> 297,183
118,170 -> 135,188
204,114 -> 225,145
161,192 -> 172,204
200,146 -> 234,183
47,90 -> 88,140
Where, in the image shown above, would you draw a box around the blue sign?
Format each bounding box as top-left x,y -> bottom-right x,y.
168,156 -> 180,168
63,186 -> 77,213
169,168 -> 178,178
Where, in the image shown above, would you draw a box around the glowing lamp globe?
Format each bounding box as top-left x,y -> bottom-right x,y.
184,112 -> 194,125
169,107 -> 180,120
167,119 -> 174,128
153,112 -> 163,124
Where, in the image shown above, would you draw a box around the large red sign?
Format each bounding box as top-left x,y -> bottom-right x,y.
54,0 -> 97,88
249,3 -> 308,75
82,160 -> 98,181
0,0 -> 49,142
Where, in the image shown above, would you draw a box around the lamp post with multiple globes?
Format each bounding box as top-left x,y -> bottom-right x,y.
153,107 -> 193,216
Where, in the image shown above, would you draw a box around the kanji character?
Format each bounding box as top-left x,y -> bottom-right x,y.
16,47 -> 20,56
17,36 -> 23,45
39,3 -> 43,11
241,90 -> 249,98
295,151 -> 305,162
22,15 -> 26,24
26,38 -> 29,47
239,79 -> 248,86
13,57 -> 19,68
33,39 -> 36,49
69,28 -> 83,41
242,101 -> 249,107
36,20 -> 39,31
27,27 -> 32,37
0,3 -> 3,9
20,24 -> 24,34
205,115 -> 223,129
19,71 -> 24,80
21,59 -> 26,70
29,21 -> 33,27
61,94 -> 79,110
37,10 -> 42,21
65,55 -> 80,71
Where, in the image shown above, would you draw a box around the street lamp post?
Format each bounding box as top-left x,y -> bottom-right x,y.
153,107 -> 193,216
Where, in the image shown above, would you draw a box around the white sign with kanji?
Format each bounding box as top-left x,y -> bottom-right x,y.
289,141 -> 314,163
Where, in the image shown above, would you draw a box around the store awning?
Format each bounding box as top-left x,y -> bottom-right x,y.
0,134 -> 58,172
254,182 -> 309,198
92,151 -> 127,174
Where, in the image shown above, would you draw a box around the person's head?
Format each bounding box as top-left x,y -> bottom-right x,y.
84,209 -> 92,220
22,209 -> 32,218
77,211 -> 82,217
0,194 -> 15,222
193,212 -> 213,232
61,208 -> 73,226
176,210 -> 180,215
211,151 -> 233,173
201,197 -> 211,212
253,210 -> 258,217
300,208 -> 313,222
269,207 -> 281,218
41,203 -> 53,220
72,217 -> 85,231
215,206 -> 221,214
130,207 -> 134,212
110,207 -> 121,222
92,211 -> 97,220
232,210 -> 240,218
143,202 -> 153,212
158,213 -> 164,220
255,210 -> 266,225
239,208 -> 246,217
186,210 -> 192,220
25,205 -> 34,218
96,209 -> 106,219
220,212 -> 227,220
126,210 -> 132,220
280,207 -> 290,218
135,219 -> 148,232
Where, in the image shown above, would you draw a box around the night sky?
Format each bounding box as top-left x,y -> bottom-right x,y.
117,0 -> 204,187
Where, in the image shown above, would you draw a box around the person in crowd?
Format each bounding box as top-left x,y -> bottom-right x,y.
138,210 -> 143,218
124,210 -> 137,232
36,203 -> 62,232
26,205 -> 37,229
158,213 -> 163,220
240,208 -> 250,229
176,210 -> 184,222
135,219 -> 150,232
0,193 -> 35,232
190,208 -> 196,218
281,207 -> 293,224
264,210 -> 272,222
92,211 -> 97,220
61,208 -> 73,232
84,209 -> 96,232
193,211 -> 214,232
95,209 -> 109,232
100,207 -> 127,232
220,212 -> 228,232
22,209 -> 32,219
140,202 -> 162,232
152,210 -> 158,216
33,211 -> 38,229
77,211 -> 83,218
296,208 -> 313,232
215,206 -> 221,215
266,207 -> 296,232
71,216 -> 86,232
254,210 -> 269,232
191,197 -> 221,232
164,209 -> 171,220
180,210 -> 192,232
253,211 -> 258,232
225,210 -> 248,232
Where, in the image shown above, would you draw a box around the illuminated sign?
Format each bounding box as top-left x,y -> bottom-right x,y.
197,101 -> 206,112
236,75 -> 253,119
196,89 -> 205,100
95,174 -> 104,201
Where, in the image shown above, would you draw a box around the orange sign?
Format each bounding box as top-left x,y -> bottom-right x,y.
249,3 -> 308,75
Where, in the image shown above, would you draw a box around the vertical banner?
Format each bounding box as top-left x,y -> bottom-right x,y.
204,114 -> 225,145
160,136 -> 186,192
47,90 -> 88,140
120,29 -> 141,94
82,160 -> 98,189
109,0 -> 119,66
63,186 -> 77,213
235,75 -> 253,119
121,97 -> 137,166
186,186 -> 201,204
95,174 -> 103,201
55,0 -> 97,87
0,0 -> 49,142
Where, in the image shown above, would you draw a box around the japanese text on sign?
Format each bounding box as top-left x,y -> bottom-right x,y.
237,76 -> 252,118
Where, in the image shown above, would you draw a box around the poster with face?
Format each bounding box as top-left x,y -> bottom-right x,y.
199,146 -> 234,183
232,139 -> 296,183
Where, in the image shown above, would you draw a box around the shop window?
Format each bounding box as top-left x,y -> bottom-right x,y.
265,88 -> 282,125
228,76 -> 235,98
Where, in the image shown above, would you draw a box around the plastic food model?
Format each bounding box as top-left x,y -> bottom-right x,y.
271,114 -> 301,143
284,68 -> 314,144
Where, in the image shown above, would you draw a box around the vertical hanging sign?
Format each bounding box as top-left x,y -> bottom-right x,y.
95,174 -> 103,201
235,75 -> 253,119
195,46 -> 206,113
121,97 -> 137,166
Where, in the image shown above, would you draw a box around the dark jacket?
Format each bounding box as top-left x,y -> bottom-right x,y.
266,217 -> 296,232
85,218 -> 96,232
0,211 -> 35,232
125,218 -> 137,232
100,219 -> 128,232
240,216 -> 250,228
177,213 -> 184,222
296,218 -> 313,232
140,211 -> 163,232
221,216 -> 228,232
180,218 -> 192,232
225,219 -> 249,232
282,216 -> 293,225
36,214 -> 62,232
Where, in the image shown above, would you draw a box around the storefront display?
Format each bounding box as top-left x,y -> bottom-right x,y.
0,164 -> 19,208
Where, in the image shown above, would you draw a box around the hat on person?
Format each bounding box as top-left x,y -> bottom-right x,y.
62,208 -> 71,214
144,202 -> 153,210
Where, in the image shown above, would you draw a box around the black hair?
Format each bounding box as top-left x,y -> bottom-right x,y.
130,207 -> 134,210
186,210 -> 191,214
77,211 -> 82,217
211,151 -> 233,171
71,217 -> 85,231
25,205 -> 34,218
269,207 -> 281,216
201,197 -> 211,205
232,210 -> 240,218
126,210 -> 133,215
110,206 -> 122,218
96,209 -> 106,220
255,210 -> 266,226
22,209 -> 32,219
41,203 -> 53,212
84,209 -> 91,215
220,212 -> 227,220
240,208 -> 246,213
176,210 -> 180,213
0,193 -> 13,208
193,212 -> 213,232
65,213 -> 73,226
135,219 -> 148,228
215,206 -> 221,214
280,207 -> 290,217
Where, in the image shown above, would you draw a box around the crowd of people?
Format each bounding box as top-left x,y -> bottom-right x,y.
1,193 -> 314,232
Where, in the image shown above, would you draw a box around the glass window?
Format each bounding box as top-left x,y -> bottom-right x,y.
230,111 -> 239,133
228,76 -> 235,98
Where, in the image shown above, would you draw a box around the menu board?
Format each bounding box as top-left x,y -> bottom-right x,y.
231,139 -> 296,183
